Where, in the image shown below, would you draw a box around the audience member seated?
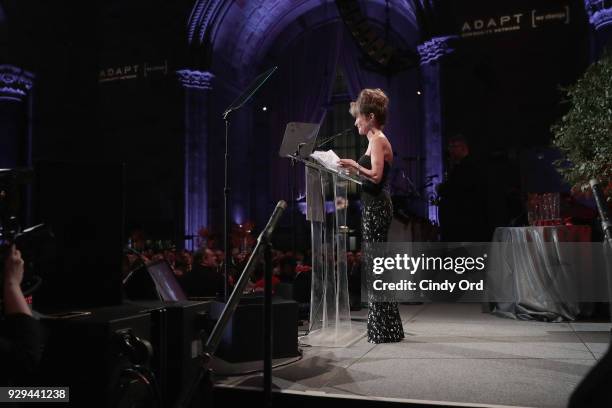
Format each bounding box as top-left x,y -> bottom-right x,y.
121,231 -> 325,306
278,256 -> 297,283
252,264 -> 280,294
293,263 -> 311,304
182,249 -> 222,298
295,251 -> 305,265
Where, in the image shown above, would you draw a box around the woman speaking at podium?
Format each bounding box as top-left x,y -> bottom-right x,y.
338,88 -> 404,343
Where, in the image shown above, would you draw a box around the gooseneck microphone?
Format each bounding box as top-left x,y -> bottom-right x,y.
294,143 -> 307,158
315,128 -> 353,149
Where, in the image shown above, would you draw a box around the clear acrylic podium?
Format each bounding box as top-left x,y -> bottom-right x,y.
299,159 -> 364,347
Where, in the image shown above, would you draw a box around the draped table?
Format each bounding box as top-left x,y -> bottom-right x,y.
487,225 -> 593,321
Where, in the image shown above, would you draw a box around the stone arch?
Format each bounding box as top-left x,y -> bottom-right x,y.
182,0 -> 438,231
207,0 -> 421,84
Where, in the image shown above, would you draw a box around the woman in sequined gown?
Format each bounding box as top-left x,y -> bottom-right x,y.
338,88 -> 405,343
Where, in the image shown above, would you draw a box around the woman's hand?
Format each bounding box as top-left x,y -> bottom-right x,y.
337,159 -> 358,170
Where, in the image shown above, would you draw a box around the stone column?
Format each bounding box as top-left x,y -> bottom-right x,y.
584,0 -> 612,58
0,64 -> 34,168
417,36 -> 457,223
176,69 -> 214,250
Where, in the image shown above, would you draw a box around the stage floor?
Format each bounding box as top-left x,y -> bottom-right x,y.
215,303 -> 611,408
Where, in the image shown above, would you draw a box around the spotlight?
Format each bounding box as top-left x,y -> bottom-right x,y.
262,106 -> 267,111
417,91 -> 422,95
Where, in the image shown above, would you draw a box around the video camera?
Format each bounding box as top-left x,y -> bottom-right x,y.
0,168 -> 53,297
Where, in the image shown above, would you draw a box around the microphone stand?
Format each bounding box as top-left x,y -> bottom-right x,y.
590,179 -> 612,245
590,179 -> 612,338
263,238 -> 273,407
220,66 -> 277,302
174,201 -> 287,408
222,114 -> 231,302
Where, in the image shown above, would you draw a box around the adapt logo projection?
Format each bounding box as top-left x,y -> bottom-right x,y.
372,253 -> 487,275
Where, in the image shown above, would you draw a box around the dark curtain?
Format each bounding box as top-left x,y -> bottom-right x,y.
258,21 -> 422,214
340,32 -> 422,196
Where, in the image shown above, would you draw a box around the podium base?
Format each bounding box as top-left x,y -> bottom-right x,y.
299,326 -> 364,347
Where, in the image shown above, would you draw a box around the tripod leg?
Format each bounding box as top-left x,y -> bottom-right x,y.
174,354 -> 213,408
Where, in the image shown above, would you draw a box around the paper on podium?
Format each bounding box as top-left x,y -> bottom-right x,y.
310,150 -> 342,173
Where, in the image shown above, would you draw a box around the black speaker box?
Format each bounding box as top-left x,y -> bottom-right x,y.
126,299 -> 212,407
38,304 -> 158,408
209,297 -> 299,363
163,300 -> 212,406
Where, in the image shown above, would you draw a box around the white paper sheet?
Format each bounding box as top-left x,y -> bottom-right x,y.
310,150 -> 341,172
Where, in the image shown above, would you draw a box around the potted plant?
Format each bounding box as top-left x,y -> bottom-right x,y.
552,51 -> 612,200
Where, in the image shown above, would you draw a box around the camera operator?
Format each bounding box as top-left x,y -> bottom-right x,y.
0,244 -> 45,385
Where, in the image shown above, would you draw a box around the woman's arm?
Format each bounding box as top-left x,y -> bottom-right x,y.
337,139 -> 387,184
366,139 -> 385,184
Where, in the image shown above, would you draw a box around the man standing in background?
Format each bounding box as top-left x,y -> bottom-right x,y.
437,135 -> 490,242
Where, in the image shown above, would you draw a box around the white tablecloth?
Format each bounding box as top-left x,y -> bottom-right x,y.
488,225 -> 594,321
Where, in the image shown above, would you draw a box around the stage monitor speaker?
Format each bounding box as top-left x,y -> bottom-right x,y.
120,299 -> 213,407
209,297 -> 299,363
33,161 -> 126,310
163,300 -> 213,406
124,259 -> 187,302
38,304 -> 158,408
125,299 -> 213,407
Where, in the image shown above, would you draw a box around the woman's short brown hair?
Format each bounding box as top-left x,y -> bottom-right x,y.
349,88 -> 389,127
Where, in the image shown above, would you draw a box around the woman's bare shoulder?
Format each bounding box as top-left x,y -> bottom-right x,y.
378,133 -> 393,161
372,134 -> 389,147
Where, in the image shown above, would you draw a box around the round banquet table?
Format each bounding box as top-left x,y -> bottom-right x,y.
487,225 -> 595,321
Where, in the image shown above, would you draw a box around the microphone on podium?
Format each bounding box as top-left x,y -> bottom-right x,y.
315,128 -> 353,149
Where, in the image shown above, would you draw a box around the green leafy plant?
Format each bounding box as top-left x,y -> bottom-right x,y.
551,51 -> 612,199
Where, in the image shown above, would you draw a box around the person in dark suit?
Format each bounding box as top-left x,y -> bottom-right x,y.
437,135 -> 490,242
182,248 -> 222,298
0,245 -> 45,385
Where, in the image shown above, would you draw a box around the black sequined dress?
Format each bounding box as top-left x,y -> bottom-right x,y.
359,154 -> 405,343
